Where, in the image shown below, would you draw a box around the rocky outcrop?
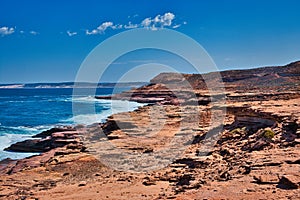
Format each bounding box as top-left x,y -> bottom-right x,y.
96,83 -> 180,105
32,127 -> 76,138
4,128 -> 84,153
149,61 -> 300,91
96,61 -> 300,107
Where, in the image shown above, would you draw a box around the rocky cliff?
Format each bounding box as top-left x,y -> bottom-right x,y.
1,61 -> 300,200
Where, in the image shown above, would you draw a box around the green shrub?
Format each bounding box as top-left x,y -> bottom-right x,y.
263,129 -> 275,139
229,127 -> 246,135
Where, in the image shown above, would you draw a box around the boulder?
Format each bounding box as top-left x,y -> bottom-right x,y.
250,138 -> 269,151
278,175 -> 300,189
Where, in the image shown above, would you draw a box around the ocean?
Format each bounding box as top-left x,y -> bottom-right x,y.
0,88 -> 143,161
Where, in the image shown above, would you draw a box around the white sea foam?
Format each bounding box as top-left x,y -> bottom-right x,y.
68,96 -> 113,104
0,97 -> 145,161
0,125 -> 50,160
0,133 -> 39,160
66,99 -> 145,125
0,125 -> 50,135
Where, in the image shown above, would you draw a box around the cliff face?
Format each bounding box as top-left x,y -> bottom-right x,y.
150,61 -> 300,91
98,61 -> 300,105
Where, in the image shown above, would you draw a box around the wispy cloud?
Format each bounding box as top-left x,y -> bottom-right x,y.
97,22 -> 113,32
18,30 -> 39,35
128,14 -> 139,19
86,12 -> 185,35
0,26 -> 15,36
172,24 -> 181,29
124,22 -> 138,29
29,31 -> 39,35
67,30 -> 77,36
86,21 -> 123,35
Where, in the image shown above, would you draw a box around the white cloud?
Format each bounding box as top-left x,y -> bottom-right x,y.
97,22 -> 113,32
112,24 -> 123,29
149,25 -> 158,31
161,12 -> 175,26
86,12 -> 186,35
0,26 -> 15,36
67,30 -> 77,36
124,22 -> 138,29
86,29 -> 97,35
128,14 -> 139,19
172,24 -> 181,29
30,31 -> 39,35
86,21 -> 118,35
152,12 -> 175,26
140,12 -> 176,30
141,18 -> 152,27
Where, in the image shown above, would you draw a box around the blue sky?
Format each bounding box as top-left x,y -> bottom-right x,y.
1,0 -> 300,83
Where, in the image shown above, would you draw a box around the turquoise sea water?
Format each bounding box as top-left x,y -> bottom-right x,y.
0,88 -> 143,160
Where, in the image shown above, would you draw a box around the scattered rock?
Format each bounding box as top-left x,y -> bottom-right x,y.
239,165 -> 251,174
142,177 -> 156,186
286,158 -> 300,165
218,171 -> 231,181
143,148 -> 153,153
63,172 -> 70,176
250,138 -> 269,151
78,181 -> 87,187
278,175 -> 300,189
253,175 -> 279,184
246,188 -> 255,192
176,174 -> 193,186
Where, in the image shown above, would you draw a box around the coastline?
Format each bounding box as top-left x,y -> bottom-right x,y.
0,62 -> 299,199
1,90 -> 299,199
0,96 -> 145,162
